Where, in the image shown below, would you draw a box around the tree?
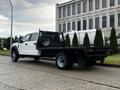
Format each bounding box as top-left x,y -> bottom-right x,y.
94,29 -> 104,48
98,29 -> 104,48
72,33 -> 78,46
110,27 -> 118,54
65,34 -> 70,46
3,37 -> 14,49
83,33 -> 90,48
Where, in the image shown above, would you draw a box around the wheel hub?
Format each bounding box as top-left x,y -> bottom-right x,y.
57,56 -> 65,68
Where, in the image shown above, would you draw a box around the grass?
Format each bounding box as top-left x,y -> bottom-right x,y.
104,54 -> 120,65
0,49 -> 120,65
0,50 -> 10,56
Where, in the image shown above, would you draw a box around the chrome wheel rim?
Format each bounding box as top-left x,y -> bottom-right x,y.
57,56 -> 66,68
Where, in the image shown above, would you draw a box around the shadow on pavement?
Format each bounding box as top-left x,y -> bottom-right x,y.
17,58 -> 99,72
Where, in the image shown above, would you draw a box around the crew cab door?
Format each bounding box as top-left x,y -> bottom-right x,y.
19,33 -> 40,56
27,33 -> 40,55
18,34 -> 31,55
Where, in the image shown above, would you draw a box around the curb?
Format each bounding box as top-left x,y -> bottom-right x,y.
96,63 -> 120,68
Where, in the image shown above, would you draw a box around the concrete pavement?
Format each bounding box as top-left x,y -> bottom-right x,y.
0,56 -> 120,90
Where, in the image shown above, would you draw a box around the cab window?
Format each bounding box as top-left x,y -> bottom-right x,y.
30,33 -> 38,41
23,34 -> 30,42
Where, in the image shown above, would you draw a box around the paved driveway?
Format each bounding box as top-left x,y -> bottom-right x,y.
0,56 -> 120,90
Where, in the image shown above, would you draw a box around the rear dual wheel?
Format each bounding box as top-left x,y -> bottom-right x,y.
56,53 -> 73,70
78,58 -> 95,67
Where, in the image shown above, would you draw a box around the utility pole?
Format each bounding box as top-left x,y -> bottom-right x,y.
8,0 -> 13,50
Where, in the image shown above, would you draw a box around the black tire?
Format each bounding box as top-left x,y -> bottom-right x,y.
34,57 -> 40,62
100,58 -> 105,64
11,49 -> 19,62
77,58 -> 88,67
56,53 -> 73,70
86,60 -> 95,67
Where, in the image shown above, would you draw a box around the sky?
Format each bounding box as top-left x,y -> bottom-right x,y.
0,0 -> 69,38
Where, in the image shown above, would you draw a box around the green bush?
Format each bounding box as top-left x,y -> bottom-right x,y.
94,29 -> 104,48
3,37 -> 15,49
83,33 -> 90,48
65,34 -> 70,46
72,33 -> 78,46
110,27 -> 118,54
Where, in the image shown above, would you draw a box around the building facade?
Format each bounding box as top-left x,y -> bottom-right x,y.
56,0 -> 120,37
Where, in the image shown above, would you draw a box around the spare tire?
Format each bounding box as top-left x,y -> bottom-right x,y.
42,37 -> 50,47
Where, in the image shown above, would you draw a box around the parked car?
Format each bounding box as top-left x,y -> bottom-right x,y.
117,32 -> 120,47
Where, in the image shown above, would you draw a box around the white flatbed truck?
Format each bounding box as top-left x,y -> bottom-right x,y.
11,31 -> 107,70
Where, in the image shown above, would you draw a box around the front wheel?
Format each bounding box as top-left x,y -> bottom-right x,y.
56,53 -> 73,70
11,50 -> 19,62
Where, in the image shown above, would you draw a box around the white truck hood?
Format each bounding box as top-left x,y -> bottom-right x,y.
12,43 -> 19,48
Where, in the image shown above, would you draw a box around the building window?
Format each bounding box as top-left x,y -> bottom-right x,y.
72,22 -> 76,31
118,14 -> 120,26
118,0 -> 120,4
102,16 -> 107,28
59,24 -> 61,32
67,6 -> 71,16
110,15 -> 115,27
63,23 -> 66,33
83,20 -> 87,30
95,0 -> 99,10
59,8 -> 61,18
110,0 -> 115,7
63,7 -> 66,17
77,3 -> 81,14
67,23 -> 71,32
95,17 -> 100,29
83,1 -> 87,13
89,0 -> 93,11
102,0 -> 107,8
72,4 -> 76,15
89,19 -> 93,29
77,21 -> 81,31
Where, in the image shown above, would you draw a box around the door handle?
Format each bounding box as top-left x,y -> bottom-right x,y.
34,43 -> 36,45
25,43 -> 27,45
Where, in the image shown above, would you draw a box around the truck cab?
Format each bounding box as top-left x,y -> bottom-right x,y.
18,32 -> 40,55
11,32 -> 40,62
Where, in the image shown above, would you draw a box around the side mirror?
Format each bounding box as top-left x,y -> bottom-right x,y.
19,38 -> 24,43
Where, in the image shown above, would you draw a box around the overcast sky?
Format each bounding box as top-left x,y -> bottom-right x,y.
0,0 -> 69,38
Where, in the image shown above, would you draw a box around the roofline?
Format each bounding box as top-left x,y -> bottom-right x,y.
56,0 -> 82,7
